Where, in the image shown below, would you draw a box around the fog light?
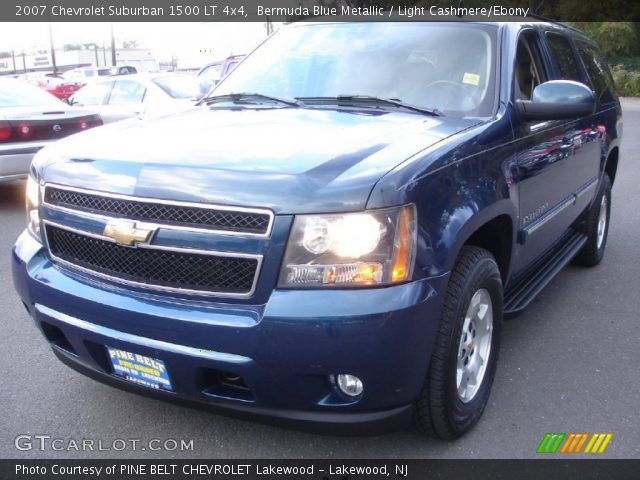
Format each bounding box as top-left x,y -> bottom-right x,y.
335,374 -> 363,397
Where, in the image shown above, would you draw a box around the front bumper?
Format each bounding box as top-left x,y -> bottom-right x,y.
12,230 -> 447,433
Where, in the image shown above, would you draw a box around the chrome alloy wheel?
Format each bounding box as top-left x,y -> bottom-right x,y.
456,288 -> 493,403
597,195 -> 608,250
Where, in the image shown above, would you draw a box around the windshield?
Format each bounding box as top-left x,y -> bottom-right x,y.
153,75 -> 202,99
0,79 -> 64,108
216,22 -> 498,117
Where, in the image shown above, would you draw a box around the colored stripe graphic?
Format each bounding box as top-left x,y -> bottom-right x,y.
537,433 -> 566,453
559,433 -> 589,453
560,433 -> 575,453
538,433 -> 613,454
584,433 -> 613,454
574,433 -> 590,453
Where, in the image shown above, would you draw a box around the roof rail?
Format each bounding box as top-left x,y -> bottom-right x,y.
525,12 -> 587,36
526,12 -> 556,22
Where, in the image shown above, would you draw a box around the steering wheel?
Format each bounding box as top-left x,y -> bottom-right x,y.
422,80 -> 469,111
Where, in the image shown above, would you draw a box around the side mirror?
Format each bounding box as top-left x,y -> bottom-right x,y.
516,80 -> 595,121
135,103 -> 149,119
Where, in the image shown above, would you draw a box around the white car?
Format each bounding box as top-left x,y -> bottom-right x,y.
62,67 -> 112,83
67,73 -> 201,124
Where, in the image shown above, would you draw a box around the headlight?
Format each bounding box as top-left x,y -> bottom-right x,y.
26,175 -> 41,241
278,204 -> 417,288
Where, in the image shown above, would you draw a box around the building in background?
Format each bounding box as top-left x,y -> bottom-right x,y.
0,48 -> 158,76
0,21 -> 282,77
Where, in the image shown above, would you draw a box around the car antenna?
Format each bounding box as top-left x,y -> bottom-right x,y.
457,0 -> 464,18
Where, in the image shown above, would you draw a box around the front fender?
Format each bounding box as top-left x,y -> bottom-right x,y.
441,199 -> 517,275
367,114 -> 518,282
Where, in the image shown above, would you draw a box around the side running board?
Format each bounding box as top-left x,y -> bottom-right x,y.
504,230 -> 587,316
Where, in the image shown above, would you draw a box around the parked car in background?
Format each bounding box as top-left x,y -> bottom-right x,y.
26,75 -> 82,100
62,67 -> 112,84
110,65 -> 138,76
0,77 -> 101,182
67,73 -> 201,124
196,54 -> 245,95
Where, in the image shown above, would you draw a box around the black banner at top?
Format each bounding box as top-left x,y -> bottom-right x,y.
3,0 -> 640,22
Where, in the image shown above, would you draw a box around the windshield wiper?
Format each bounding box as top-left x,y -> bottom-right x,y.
199,92 -> 303,108
298,95 -> 440,116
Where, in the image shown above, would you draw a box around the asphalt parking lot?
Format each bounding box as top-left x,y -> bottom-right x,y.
1,99 -> 639,460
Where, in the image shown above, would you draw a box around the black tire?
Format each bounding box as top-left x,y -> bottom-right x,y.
573,174 -> 612,267
413,246 -> 503,439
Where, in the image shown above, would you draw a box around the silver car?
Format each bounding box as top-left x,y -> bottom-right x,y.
0,78 -> 101,182
67,73 -> 201,124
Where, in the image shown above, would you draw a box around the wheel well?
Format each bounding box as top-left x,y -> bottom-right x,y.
464,215 -> 513,284
605,148 -> 619,185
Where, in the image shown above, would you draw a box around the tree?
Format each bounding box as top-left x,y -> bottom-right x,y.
568,22 -> 640,60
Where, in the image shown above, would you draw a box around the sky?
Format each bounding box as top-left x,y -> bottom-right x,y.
0,22 -> 276,65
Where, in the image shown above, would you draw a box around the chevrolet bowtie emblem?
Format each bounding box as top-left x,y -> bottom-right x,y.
103,220 -> 154,246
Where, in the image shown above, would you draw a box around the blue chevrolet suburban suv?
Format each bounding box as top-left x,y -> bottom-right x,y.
12,21 -> 621,439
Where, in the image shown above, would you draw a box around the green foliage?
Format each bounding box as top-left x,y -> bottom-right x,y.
567,23 -> 640,96
569,22 -> 640,60
611,64 -> 640,97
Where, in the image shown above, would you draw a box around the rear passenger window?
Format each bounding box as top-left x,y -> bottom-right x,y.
545,33 -> 581,81
575,41 -> 615,103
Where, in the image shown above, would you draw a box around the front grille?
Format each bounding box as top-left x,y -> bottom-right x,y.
46,225 -> 259,295
45,187 -> 272,235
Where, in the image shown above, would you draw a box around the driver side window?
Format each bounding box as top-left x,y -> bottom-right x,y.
514,32 -> 546,101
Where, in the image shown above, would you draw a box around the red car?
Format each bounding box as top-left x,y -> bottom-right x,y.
29,76 -> 82,100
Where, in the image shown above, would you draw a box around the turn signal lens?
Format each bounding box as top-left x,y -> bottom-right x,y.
392,206 -> 415,282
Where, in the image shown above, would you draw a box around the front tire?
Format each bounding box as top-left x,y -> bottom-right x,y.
413,246 -> 503,439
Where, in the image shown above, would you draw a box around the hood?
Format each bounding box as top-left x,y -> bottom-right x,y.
36,106 -> 478,214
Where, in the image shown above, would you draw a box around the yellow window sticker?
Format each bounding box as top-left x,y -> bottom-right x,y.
462,72 -> 480,86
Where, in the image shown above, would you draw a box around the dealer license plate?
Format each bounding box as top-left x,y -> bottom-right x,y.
107,346 -> 173,391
